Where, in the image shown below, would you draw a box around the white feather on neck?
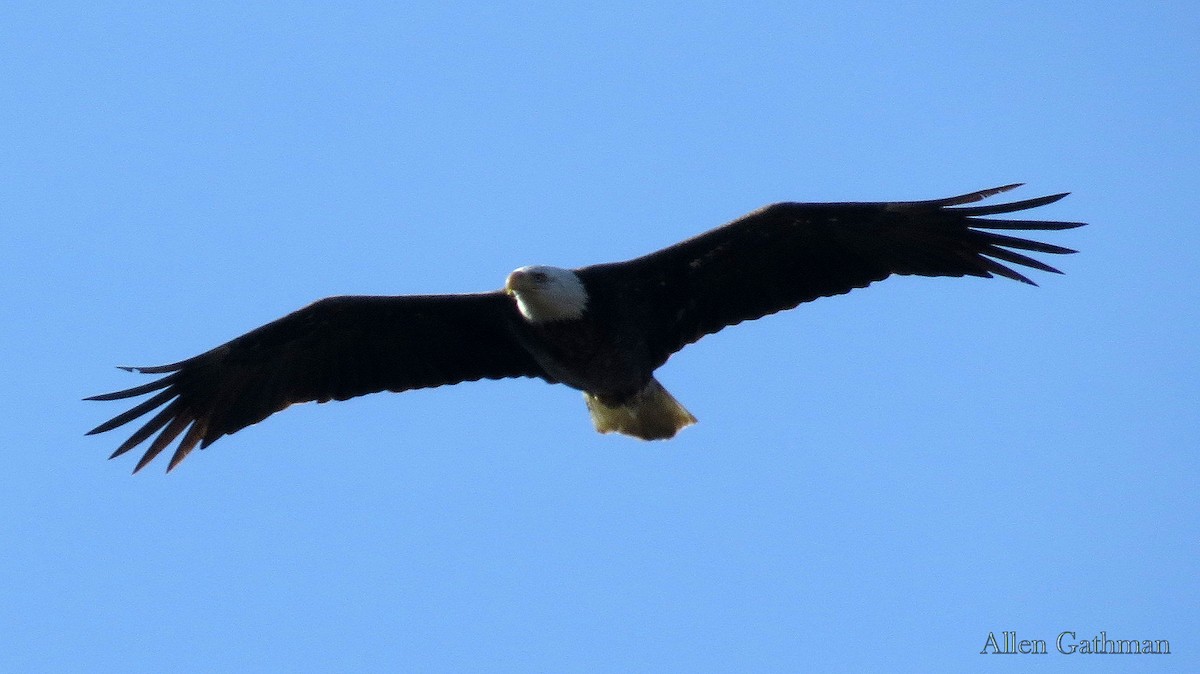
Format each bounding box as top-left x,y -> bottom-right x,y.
505,265 -> 588,323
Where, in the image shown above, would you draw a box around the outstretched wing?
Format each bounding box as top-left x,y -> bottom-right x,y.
87,292 -> 545,472
577,184 -> 1085,368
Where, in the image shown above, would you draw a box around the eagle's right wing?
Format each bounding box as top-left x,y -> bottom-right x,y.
87,292 -> 545,472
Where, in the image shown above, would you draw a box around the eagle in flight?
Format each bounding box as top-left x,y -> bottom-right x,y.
88,184 -> 1084,472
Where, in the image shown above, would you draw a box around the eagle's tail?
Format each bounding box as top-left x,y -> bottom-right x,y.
584,378 -> 697,441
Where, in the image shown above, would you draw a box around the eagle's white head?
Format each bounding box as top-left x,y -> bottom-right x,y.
504,265 -> 588,323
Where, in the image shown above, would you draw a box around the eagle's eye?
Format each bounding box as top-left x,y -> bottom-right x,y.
531,271 -> 548,282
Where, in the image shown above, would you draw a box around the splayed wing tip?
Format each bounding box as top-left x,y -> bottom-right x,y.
939,183 -> 1025,207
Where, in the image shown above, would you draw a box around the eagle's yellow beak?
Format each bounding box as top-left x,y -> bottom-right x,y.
504,270 -> 529,295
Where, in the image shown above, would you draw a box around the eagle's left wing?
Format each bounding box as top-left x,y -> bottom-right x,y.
577,184 -> 1084,369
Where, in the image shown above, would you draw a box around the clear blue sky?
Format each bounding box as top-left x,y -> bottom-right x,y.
3,1 -> 1196,671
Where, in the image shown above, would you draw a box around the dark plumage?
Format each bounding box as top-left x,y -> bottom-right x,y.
88,184 -> 1084,472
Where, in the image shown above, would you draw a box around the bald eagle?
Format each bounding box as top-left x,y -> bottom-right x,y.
87,184 -> 1083,472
